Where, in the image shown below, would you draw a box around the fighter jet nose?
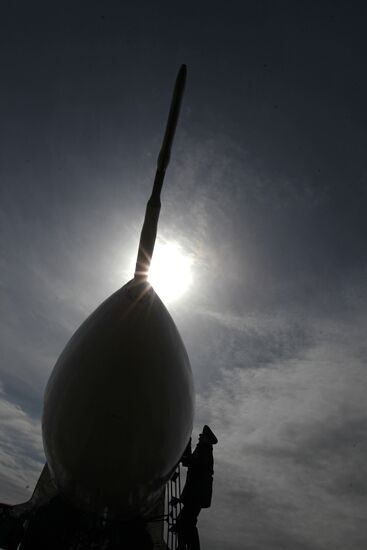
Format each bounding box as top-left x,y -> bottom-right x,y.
42,280 -> 194,518
41,65 -> 193,521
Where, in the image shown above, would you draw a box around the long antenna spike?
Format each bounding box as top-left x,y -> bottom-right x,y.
134,65 -> 187,280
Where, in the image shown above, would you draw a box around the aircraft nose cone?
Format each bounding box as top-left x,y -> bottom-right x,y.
42,280 -> 194,518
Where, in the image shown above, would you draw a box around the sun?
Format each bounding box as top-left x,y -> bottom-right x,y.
148,241 -> 193,304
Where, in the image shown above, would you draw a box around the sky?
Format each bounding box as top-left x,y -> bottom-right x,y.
0,1 -> 367,548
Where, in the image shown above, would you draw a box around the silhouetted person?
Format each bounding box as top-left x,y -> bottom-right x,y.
176,425 -> 218,550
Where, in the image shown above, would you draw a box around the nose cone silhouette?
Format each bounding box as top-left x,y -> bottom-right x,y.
42,279 -> 194,518
42,65 -> 192,520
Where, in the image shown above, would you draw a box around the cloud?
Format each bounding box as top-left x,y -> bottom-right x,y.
193,315 -> 367,549
0,383 -> 44,504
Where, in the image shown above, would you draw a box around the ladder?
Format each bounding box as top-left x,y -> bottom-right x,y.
163,464 -> 183,550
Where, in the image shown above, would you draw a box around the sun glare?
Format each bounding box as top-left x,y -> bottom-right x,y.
148,241 -> 193,304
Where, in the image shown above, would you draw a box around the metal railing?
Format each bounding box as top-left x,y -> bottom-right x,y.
163,464 -> 183,549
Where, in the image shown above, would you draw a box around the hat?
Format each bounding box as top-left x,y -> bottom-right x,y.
202,425 -> 218,445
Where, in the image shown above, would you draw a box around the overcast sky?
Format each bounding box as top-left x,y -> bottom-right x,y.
1,1 -> 367,549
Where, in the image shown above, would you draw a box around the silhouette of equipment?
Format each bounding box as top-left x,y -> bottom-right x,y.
0,504 -> 25,550
17,497 -> 154,549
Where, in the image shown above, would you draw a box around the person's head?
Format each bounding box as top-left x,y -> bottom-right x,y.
200,425 -> 218,445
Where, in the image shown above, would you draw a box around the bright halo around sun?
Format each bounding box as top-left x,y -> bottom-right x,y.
148,241 -> 193,304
